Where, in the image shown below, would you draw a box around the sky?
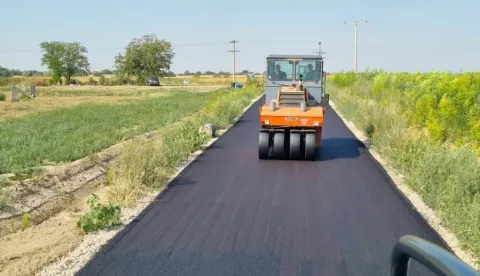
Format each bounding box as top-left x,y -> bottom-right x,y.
1,0 -> 479,74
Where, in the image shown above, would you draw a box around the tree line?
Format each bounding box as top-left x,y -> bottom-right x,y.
0,65 -> 257,80
1,33 -> 257,84
0,34 -> 260,85
0,67 -> 116,78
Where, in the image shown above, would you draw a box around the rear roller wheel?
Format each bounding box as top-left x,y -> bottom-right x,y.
273,132 -> 285,158
259,132 -> 270,159
289,132 -> 301,160
305,133 -> 316,160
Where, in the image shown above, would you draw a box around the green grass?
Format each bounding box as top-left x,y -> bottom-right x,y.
327,74 -> 480,266
0,90 -> 215,174
37,87 -> 184,97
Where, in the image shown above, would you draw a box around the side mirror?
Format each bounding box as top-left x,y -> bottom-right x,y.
323,93 -> 330,106
390,235 -> 479,276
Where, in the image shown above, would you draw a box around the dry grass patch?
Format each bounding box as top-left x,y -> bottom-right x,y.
0,85 -> 224,120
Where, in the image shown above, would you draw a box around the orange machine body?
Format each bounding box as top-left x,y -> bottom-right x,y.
259,87 -> 326,148
259,106 -> 324,148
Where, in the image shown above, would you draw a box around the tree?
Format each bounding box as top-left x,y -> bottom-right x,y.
115,34 -> 174,82
40,41 -> 90,84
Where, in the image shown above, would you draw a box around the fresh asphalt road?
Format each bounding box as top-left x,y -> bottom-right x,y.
77,98 -> 446,276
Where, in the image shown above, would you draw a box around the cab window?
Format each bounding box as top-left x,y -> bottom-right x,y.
267,60 -> 294,81
296,60 -> 321,81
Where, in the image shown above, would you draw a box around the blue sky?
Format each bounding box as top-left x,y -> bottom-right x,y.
1,0 -> 479,73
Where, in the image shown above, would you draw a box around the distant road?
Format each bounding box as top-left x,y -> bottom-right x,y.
77,97 -> 444,276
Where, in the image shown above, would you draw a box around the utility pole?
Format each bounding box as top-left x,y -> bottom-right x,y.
227,40 -> 240,87
345,20 -> 367,73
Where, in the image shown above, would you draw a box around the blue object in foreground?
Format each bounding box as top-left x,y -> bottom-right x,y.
235,83 -> 243,89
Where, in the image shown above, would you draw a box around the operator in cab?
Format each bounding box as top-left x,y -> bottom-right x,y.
304,63 -> 318,81
271,64 -> 287,80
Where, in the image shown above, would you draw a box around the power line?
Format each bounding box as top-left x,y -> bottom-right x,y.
0,40 -> 325,53
345,20 -> 368,73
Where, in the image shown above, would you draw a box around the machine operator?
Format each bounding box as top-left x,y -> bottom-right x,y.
304,63 -> 318,81
272,64 -> 287,80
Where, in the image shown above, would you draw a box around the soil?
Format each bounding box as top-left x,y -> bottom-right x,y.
0,203 -> 84,276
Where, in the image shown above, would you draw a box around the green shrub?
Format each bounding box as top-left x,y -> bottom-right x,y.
88,76 -> 97,85
77,194 -> 122,233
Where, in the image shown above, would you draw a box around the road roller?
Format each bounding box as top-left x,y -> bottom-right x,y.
258,54 -> 329,160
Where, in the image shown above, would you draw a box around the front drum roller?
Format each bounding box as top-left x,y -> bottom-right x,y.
259,131 -> 270,159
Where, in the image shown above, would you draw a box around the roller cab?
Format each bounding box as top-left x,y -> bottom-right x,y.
258,54 -> 329,160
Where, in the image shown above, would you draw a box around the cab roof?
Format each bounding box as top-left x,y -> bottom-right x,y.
266,54 -> 323,60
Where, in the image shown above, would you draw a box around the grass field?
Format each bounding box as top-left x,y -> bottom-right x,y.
0,85 -> 224,120
328,70 -> 480,266
0,85 -> 232,174
0,74 -> 263,87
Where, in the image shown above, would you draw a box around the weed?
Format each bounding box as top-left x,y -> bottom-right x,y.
19,95 -> 32,101
21,213 -> 30,230
0,93 -> 5,101
0,176 -> 8,187
7,168 -> 43,181
0,189 -> 10,210
77,194 -> 122,233
365,122 -> 375,139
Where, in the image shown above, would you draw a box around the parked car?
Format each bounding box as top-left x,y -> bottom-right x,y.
146,77 -> 160,86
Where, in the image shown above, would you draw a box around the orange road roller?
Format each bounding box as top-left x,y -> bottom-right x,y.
259,54 -> 329,160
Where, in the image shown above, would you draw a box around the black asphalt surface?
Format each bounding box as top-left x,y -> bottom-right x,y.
78,98 -> 446,276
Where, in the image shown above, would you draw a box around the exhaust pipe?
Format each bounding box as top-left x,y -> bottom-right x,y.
300,102 -> 307,112
269,100 -> 276,111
